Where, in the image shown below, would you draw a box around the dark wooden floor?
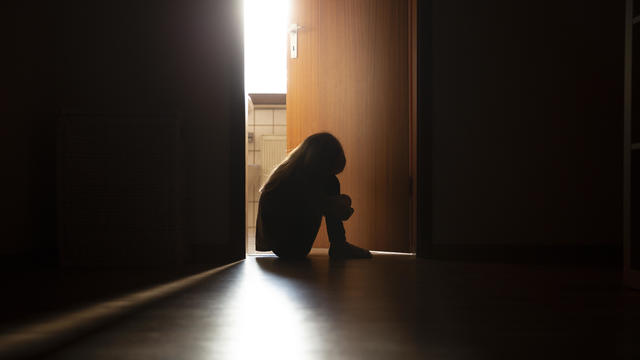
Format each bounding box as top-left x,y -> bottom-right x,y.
41,252 -> 640,359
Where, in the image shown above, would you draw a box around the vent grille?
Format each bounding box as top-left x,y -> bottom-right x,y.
261,135 -> 287,187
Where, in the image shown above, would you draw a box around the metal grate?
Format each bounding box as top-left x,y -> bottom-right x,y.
261,135 -> 287,188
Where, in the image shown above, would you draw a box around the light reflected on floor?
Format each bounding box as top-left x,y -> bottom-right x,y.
211,257 -> 320,360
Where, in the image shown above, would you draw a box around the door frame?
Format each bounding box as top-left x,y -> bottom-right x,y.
414,0 -> 433,258
409,0 -> 418,254
243,0 -> 426,255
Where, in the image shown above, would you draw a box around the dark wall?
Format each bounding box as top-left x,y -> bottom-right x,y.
419,0 -> 624,253
1,1 -> 245,267
1,3 -> 58,263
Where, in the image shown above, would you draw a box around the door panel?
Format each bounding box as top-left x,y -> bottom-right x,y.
288,0 -> 410,252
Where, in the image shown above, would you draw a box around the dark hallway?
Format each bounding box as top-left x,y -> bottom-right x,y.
16,253 -> 640,359
2,0 -> 639,358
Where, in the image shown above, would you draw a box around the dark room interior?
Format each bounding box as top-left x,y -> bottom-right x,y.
1,0 -> 639,359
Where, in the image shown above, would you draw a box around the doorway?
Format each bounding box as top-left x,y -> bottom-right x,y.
244,0 -> 417,255
244,0 -> 290,254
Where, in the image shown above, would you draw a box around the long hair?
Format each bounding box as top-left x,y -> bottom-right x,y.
260,132 -> 345,194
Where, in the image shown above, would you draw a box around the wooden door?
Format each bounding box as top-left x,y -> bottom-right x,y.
287,0 -> 411,252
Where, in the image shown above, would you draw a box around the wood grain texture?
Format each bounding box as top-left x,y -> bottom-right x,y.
287,0 -> 410,252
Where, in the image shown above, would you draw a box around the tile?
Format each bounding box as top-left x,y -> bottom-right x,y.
246,181 -> 256,202
254,185 -> 261,203
274,109 -> 286,125
246,233 -> 256,254
247,107 -> 254,125
274,125 -> 286,136
247,124 -> 255,151
246,203 -> 254,228
254,125 -> 273,151
252,202 -> 259,227
246,228 -> 255,253
245,202 -> 258,228
246,163 -> 260,201
252,150 -> 262,167
247,149 -> 255,165
245,183 -> 252,203
254,109 -> 273,125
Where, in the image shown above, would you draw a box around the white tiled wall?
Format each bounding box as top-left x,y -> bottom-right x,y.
246,102 -> 286,254
274,109 -> 286,125
254,109 -> 274,125
254,124 -> 274,153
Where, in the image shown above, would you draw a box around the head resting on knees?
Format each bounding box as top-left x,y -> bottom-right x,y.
260,132 -> 345,193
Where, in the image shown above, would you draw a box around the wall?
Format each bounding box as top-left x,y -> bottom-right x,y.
0,3 -> 58,265
246,100 -> 286,253
1,1 -> 245,267
421,0 -> 624,255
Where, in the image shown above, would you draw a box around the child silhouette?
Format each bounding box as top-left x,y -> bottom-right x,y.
255,132 -> 372,260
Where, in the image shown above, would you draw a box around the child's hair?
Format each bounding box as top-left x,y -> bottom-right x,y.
260,132 -> 345,194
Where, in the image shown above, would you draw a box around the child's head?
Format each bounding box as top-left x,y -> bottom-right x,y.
300,132 -> 346,176
261,132 -> 345,193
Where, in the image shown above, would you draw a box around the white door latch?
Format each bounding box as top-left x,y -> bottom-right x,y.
289,24 -> 303,59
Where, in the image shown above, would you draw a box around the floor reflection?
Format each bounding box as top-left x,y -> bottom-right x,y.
215,256 -> 322,359
40,253 -> 639,359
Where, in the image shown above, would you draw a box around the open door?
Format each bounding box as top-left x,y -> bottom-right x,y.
287,0 -> 412,252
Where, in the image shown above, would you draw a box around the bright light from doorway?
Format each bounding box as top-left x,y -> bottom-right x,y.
244,0 -> 289,94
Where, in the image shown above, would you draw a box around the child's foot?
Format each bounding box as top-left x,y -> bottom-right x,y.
329,242 -> 373,259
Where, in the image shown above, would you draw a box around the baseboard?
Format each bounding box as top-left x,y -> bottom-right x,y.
428,243 -> 623,267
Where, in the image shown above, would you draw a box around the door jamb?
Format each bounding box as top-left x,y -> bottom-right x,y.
414,0 -> 433,258
409,0 -> 418,253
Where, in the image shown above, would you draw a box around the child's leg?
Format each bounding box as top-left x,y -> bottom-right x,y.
272,243 -> 313,260
323,176 -> 372,259
271,213 -> 322,260
323,176 -> 348,244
